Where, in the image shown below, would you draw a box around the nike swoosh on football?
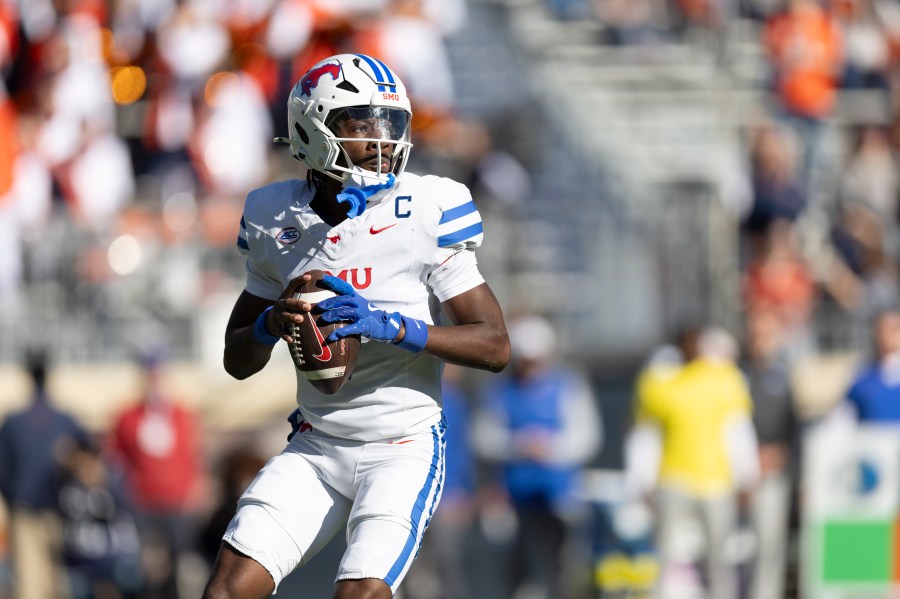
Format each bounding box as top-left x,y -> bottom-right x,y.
369,223 -> 397,235
310,319 -> 332,362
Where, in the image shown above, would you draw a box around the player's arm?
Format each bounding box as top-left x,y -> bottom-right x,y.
224,291 -> 277,379
316,183 -> 509,370
317,278 -> 509,373
223,276 -> 313,379
421,282 -> 509,372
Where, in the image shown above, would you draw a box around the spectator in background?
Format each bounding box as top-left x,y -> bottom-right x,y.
0,109 -> 52,319
474,314 -> 602,599
740,309 -> 800,599
833,0 -> 891,90
839,125 -> 899,224
743,123 -> 807,239
844,307 -> 900,422
0,350 -> 91,599
155,4 -> 229,90
66,119 -> 136,229
671,0 -> 728,32
35,13 -> 127,229
55,442 -> 142,599
826,202 -> 899,345
763,0 -> 844,190
629,325 -> 759,599
107,350 -> 205,599
819,307 -> 900,459
191,70 -> 273,198
742,218 -> 818,359
592,0 -> 662,46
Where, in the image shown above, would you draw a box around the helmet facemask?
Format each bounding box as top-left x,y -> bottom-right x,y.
324,106 -> 412,186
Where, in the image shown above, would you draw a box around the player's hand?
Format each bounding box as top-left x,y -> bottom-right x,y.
270,274 -> 314,343
317,275 -> 402,343
513,428 -> 554,461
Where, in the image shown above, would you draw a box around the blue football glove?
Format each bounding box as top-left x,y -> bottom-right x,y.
317,276 -> 402,343
317,275 -> 429,352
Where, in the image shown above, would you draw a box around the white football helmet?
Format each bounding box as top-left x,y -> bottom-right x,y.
278,53 -> 413,184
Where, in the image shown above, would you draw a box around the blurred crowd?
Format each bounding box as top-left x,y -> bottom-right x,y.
0,0 -> 899,598
548,0 -> 900,352
0,349 -> 202,599
545,0 -> 900,598
0,0 -> 523,361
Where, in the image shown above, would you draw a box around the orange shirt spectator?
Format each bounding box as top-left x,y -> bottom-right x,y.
0,97 -> 18,201
743,220 -> 817,338
745,259 -> 816,317
764,0 -> 844,118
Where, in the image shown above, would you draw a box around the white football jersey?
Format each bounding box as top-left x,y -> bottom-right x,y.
236,172 -> 485,441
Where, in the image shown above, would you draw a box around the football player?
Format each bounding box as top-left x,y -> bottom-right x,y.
202,54 -> 510,599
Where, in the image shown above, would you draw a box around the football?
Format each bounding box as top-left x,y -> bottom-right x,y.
288,270 -> 360,394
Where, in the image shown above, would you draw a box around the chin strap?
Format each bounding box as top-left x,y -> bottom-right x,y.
336,173 -> 396,219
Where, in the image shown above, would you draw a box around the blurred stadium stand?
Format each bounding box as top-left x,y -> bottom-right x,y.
486,0 -> 890,366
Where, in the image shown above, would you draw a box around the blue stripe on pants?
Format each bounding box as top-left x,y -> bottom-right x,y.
383,420 -> 446,588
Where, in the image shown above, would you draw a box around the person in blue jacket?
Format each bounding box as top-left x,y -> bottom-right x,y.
846,307 -> 900,422
474,314 -> 602,598
0,350 -> 90,599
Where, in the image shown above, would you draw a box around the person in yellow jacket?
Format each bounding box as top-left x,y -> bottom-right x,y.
626,325 -> 760,599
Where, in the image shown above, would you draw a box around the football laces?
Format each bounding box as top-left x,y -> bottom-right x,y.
289,321 -> 305,366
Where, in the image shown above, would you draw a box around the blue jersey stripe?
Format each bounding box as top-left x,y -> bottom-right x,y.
439,201 -> 478,224
236,236 -> 249,251
384,424 -> 444,587
437,222 -> 483,247
355,54 -> 388,91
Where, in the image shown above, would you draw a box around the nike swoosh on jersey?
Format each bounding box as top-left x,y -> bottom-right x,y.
369,223 -> 397,235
